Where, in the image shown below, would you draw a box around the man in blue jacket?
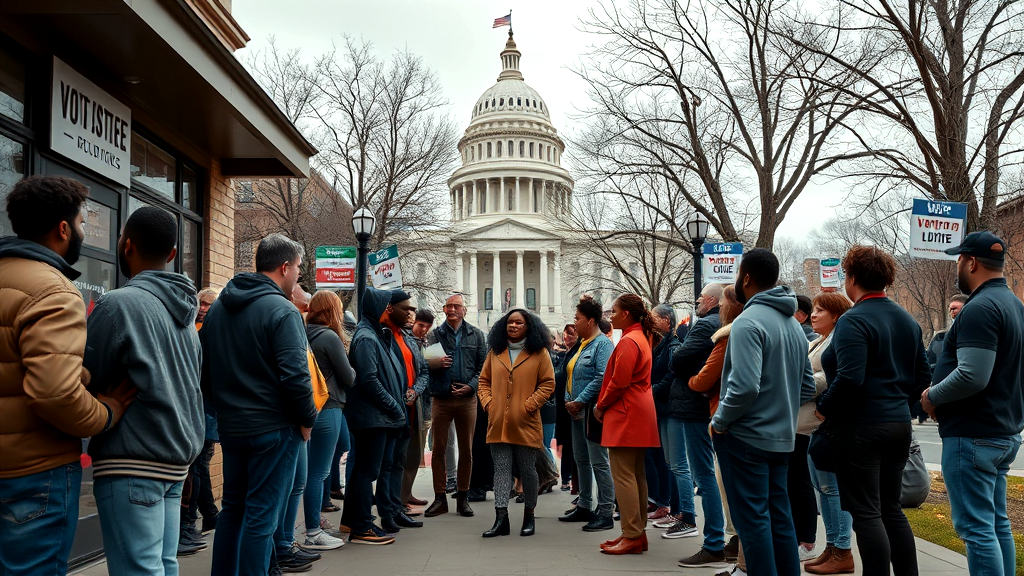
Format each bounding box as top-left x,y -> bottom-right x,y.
342,286 -> 408,545
711,249 -> 815,576
201,234 -> 317,576
84,207 -> 205,575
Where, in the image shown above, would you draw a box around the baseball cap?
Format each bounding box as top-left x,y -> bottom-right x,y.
944,231 -> 1006,262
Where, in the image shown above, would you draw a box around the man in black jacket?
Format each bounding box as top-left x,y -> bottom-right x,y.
202,234 -> 318,576
424,294 -> 487,517
665,283 -> 726,554
342,287 -> 408,545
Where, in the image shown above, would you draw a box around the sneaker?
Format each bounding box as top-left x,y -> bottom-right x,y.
279,561 -> 314,573
445,477 -> 457,494
302,530 -> 345,551
798,544 -> 818,562
661,520 -> 698,539
723,535 -> 739,561
176,539 -> 205,557
319,514 -> 345,537
349,524 -> 396,545
715,567 -> 747,576
647,506 -> 671,520
679,547 -> 730,569
653,513 -> 681,529
560,483 -> 571,491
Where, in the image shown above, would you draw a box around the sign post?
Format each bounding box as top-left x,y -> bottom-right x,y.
369,244 -> 403,289
909,199 -> 968,260
315,246 -> 357,290
819,257 -> 842,290
701,242 -> 743,285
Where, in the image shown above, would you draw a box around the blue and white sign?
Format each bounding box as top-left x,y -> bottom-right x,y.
910,199 -> 968,261
702,242 -> 743,285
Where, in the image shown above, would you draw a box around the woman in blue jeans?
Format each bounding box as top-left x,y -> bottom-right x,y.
302,291 -> 356,550
801,292 -> 854,574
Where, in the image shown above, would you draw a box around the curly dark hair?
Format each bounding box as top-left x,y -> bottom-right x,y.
842,245 -> 897,292
6,176 -> 89,240
487,308 -> 552,355
576,294 -> 603,322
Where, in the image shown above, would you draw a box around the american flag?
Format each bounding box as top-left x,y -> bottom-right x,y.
493,14 -> 511,28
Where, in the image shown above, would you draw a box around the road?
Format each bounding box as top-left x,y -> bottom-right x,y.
913,420 -> 1024,475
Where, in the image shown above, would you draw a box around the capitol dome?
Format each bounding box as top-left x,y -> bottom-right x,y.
448,31 -> 573,225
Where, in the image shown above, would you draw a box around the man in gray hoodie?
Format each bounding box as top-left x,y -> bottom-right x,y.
710,248 -> 815,576
84,206 -> 205,576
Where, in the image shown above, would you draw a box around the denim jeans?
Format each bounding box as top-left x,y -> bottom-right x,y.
95,476 -> 183,576
656,418 -> 680,513
275,437 -> 307,552
807,452 -> 852,549
681,420 -> 726,551
570,417 -> 615,516
664,418 -> 696,517
0,462 -> 81,576
376,429 -> 409,520
714,433 -> 799,576
943,435 -> 1022,576
342,427 -> 391,532
305,408 -> 342,531
543,422 -> 557,465
212,428 -> 301,576
327,411 -> 351,501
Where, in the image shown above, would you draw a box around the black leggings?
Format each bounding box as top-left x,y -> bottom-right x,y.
788,434 -> 818,543
829,421 -> 918,576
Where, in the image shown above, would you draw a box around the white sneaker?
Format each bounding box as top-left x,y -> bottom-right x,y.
798,545 -> 817,562
661,520 -> 698,539
714,566 -> 746,576
302,530 -> 345,551
653,513 -> 681,529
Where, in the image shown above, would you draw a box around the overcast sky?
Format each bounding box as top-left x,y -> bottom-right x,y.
231,0 -> 837,244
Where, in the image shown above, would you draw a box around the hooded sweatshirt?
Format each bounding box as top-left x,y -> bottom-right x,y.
712,286 -> 815,453
200,273 -> 317,437
344,287 -> 407,430
84,270 -> 204,481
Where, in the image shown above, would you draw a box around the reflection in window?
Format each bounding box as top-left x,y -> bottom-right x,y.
83,201 -> 114,251
0,48 -> 25,122
72,257 -> 116,316
130,133 -> 177,201
182,220 -> 199,283
0,134 -> 25,237
182,165 -> 198,212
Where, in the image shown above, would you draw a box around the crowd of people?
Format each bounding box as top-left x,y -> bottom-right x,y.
0,175 -> 1021,576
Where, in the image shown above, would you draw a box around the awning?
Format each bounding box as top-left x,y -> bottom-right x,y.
0,0 -> 317,178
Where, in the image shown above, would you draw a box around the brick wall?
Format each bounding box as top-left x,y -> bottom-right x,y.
203,159 -> 235,500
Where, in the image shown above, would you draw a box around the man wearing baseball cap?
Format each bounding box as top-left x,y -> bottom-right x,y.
921,231 -> 1024,576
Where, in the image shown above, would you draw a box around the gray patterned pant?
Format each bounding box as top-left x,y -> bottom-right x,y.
491,443 -> 538,509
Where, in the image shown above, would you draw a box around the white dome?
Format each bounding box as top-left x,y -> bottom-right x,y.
471,79 -> 550,123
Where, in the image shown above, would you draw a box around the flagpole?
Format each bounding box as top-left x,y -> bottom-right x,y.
509,8 -> 513,36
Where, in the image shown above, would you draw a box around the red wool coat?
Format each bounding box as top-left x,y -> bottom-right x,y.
596,324 -> 660,448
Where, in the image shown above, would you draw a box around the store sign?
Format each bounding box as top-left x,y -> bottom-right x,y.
702,242 -> 743,285
50,57 -> 131,186
819,258 -> 842,288
369,244 -> 403,289
315,246 -> 357,289
910,199 -> 967,261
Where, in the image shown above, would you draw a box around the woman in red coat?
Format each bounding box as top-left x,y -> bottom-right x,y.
594,294 -> 660,555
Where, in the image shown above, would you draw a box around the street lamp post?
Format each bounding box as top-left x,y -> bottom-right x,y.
351,206 -> 377,319
686,212 -> 710,305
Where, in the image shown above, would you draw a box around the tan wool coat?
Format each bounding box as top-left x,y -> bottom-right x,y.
477,347 -> 556,449
0,255 -> 110,479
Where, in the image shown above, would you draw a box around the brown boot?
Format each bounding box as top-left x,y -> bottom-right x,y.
805,546 -> 855,575
805,544 -> 835,568
424,494 -> 448,517
455,491 -> 474,517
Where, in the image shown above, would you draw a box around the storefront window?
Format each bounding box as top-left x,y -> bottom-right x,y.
0,133 -> 24,236
72,257 -> 116,316
182,165 -> 198,212
182,219 -> 198,283
83,200 -> 115,251
0,47 -> 25,123
130,133 -> 176,201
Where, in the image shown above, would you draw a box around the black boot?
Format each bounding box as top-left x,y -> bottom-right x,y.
456,491 -> 474,517
520,507 -> 535,537
482,507 -> 510,538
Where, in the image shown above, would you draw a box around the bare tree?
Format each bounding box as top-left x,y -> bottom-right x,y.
566,177 -> 693,306
794,0 -> 1024,229
573,0 -> 863,249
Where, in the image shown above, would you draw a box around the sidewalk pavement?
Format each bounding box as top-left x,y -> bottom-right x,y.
74,467 -> 970,576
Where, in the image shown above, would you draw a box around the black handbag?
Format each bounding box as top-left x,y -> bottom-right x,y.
808,422 -> 834,472
584,403 -> 604,444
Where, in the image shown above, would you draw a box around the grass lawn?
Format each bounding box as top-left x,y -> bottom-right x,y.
904,472 -> 1024,575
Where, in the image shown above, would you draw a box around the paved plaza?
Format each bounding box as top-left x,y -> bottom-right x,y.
74,467 -> 970,576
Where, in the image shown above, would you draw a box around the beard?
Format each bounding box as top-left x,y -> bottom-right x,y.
957,266 -> 971,295
65,226 -> 84,265
734,277 -> 748,304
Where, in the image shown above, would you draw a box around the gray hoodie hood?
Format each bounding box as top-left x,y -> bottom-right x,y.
0,237 -> 80,279
126,270 -> 198,327
743,285 -> 798,317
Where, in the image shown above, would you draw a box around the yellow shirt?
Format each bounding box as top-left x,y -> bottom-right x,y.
566,337 -> 595,396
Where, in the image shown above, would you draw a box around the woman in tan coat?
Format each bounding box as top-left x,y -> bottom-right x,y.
478,309 -> 556,538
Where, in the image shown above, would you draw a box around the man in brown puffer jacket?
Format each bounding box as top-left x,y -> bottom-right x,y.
0,175 -> 136,576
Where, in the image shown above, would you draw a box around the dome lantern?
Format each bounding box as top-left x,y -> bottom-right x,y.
498,31 -> 523,81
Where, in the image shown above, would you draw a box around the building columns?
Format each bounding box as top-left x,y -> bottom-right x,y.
499,176 -> 505,212
515,250 -> 526,308
515,177 -> 521,212
455,250 -> 465,294
485,178 -> 491,214
540,251 -> 549,312
492,251 -> 501,310
469,252 -> 479,315
553,250 -> 562,314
